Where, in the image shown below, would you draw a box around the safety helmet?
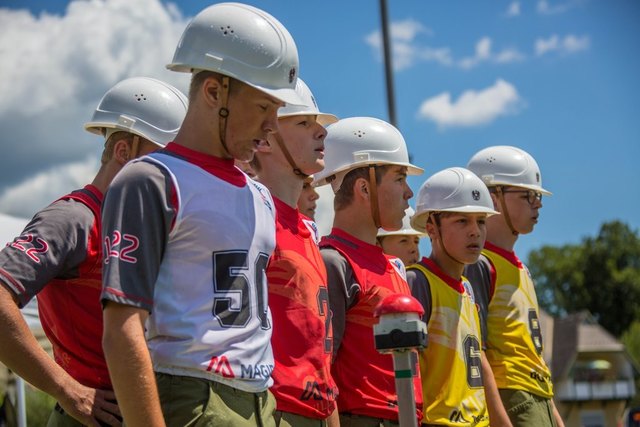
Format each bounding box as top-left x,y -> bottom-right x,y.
467,145 -> 551,195
411,167 -> 499,233
278,78 -> 337,126
167,2 -> 302,106
313,117 -> 423,193
84,77 -> 188,147
378,207 -> 425,237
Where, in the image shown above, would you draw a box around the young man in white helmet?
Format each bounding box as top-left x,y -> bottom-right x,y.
250,78 -> 339,427
313,117 -> 424,426
407,167 -> 501,427
100,3 -> 303,427
464,146 -> 564,427
377,207 -> 424,266
0,76 -> 187,427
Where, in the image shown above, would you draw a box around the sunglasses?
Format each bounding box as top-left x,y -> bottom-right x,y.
501,189 -> 543,205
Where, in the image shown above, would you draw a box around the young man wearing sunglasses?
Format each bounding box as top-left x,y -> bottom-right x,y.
464,146 -> 564,427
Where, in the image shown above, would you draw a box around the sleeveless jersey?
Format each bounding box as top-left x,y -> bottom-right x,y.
0,185 -> 111,389
320,229 -> 422,421
268,198 -> 337,419
482,242 -> 553,398
409,258 -> 488,426
102,147 -> 277,393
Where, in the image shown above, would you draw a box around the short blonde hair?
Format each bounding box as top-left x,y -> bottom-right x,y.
100,131 -> 136,165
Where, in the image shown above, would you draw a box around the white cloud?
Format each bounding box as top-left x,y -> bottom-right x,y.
458,37 -> 525,69
0,0 -> 190,216
0,157 -> 100,218
537,0 -> 583,15
365,19 -> 435,70
535,34 -> 590,56
0,0 -> 189,117
506,1 -> 521,17
366,25 -> 523,71
417,79 -> 522,129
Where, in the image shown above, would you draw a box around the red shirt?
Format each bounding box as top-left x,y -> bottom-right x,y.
320,228 -> 422,421
0,185 -> 111,389
268,198 -> 337,418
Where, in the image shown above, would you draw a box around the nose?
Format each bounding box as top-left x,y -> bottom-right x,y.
316,122 -> 327,140
310,189 -> 320,201
404,183 -> 413,200
263,111 -> 279,135
469,221 -> 482,237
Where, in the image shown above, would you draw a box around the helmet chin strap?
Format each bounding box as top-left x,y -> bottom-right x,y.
431,213 -> 466,266
217,76 -> 232,158
494,186 -> 519,236
368,166 -> 381,229
273,132 -> 309,179
129,135 -> 140,160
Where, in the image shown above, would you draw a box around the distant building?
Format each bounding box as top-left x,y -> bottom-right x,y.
540,311 -> 639,427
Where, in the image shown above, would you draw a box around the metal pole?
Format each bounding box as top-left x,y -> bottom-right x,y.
16,376 -> 27,427
392,351 -> 419,427
379,0 -> 398,128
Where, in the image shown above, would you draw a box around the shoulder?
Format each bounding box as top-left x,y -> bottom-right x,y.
25,196 -> 96,238
406,266 -> 429,288
321,247 -> 349,270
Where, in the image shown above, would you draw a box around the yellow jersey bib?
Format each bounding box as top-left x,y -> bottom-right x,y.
482,242 -> 553,398
409,258 -> 488,426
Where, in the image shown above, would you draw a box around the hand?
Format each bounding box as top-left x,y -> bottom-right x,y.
59,383 -> 122,426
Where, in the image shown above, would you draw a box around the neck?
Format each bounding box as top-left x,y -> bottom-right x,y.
257,162 -> 304,208
90,161 -> 122,194
173,109 -> 230,158
486,215 -> 518,251
429,250 -> 464,280
333,205 -> 378,245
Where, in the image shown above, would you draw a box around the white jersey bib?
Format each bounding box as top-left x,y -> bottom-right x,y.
145,152 -> 276,392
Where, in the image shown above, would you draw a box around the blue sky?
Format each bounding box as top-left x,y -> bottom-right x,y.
0,0 -> 638,260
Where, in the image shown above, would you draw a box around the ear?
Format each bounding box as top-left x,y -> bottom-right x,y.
353,177 -> 370,201
425,220 -> 438,241
112,139 -> 131,165
202,76 -> 223,108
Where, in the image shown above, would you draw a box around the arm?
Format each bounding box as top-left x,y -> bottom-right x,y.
0,284 -> 120,426
326,407 -> 340,427
481,351 -> 512,427
551,399 -> 565,427
321,248 -> 358,360
102,302 -> 165,427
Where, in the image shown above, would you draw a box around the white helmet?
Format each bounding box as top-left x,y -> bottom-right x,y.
313,117 -> 423,193
411,167 -> 499,233
84,77 -> 188,147
467,145 -> 551,195
378,207 -> 425,237
167,2 -> 302,106
278,78 -> 337,126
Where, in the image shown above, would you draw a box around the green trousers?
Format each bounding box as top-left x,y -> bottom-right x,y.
274,410 -> 327,427
156,372 -> 276,427
499,389 -> 558,427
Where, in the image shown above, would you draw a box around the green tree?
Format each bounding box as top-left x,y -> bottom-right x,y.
621,321 -> 640,407
528,220 -> 640,337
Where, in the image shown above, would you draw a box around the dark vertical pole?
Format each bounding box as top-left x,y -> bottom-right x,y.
379,0 -> 397,128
